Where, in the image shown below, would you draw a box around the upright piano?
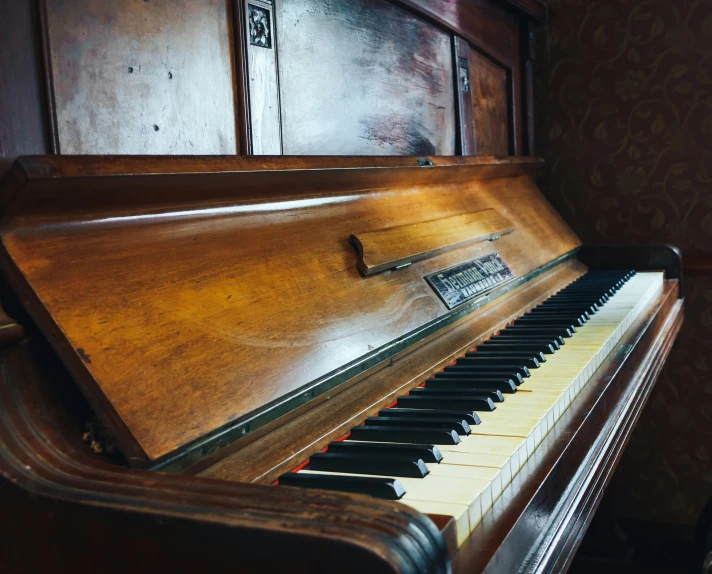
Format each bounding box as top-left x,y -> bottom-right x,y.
0,154 -> 682,573
0,0 -> 684,572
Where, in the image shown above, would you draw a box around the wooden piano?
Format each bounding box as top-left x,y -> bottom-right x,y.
0,0 -> 684,572
0,154 -> 683,573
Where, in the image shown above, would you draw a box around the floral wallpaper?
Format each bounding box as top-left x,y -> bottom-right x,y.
534,0 -> 712,527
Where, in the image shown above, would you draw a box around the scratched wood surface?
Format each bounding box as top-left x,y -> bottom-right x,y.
43,0 -> 239,155
275,0 -> 456,155
0,155 -> 580,465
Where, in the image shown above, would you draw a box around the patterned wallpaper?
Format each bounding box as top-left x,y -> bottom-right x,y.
535,0 -> 712,527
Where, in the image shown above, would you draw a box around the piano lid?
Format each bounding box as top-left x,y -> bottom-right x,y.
0,155 -> 580,468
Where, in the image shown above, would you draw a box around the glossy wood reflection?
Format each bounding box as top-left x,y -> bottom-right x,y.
0,156 -> 579,466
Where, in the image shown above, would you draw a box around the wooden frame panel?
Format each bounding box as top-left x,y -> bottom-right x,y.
39,0 -> 240,155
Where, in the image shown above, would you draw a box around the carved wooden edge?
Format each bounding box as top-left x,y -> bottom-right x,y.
0,341 -> 450,574
0,155 -> 543,215
453,279 -> 683,573
4,154 -> 544,180
349,209 -> 514,276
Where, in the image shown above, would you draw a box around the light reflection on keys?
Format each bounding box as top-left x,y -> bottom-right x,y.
279,271 -> 664,546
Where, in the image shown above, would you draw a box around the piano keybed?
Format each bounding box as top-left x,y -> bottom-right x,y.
278,270 -> 664,546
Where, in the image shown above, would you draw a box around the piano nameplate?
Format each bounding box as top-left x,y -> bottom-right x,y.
425,253 -> 514,309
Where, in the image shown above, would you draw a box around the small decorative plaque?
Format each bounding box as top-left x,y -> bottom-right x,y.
248,4 -> 272,49
425,253 -> 514,309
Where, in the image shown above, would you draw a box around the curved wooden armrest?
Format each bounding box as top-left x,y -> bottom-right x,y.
0,341 -> 448,574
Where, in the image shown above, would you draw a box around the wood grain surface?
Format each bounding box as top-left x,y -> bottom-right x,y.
243,0 -> 282,154
0,155 -> 580,466
43,0 -> 239,155
350,209 -> 513,276
199,259 -> 588,483
470,51 -> 510,156
275,0 -> 455,155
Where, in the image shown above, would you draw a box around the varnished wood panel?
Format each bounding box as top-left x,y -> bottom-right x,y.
43,0 -> 239,155
470,50 -> 510,156
0,0 -> 49,158
0,156 -> 580,466
275,0 -> 455,155
396,0 -> 520,69
351,209 -> 513,276
200,260 -> 587,483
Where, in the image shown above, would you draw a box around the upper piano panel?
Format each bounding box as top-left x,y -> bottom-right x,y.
33,0 -> 546,157
0,155 -> 578,470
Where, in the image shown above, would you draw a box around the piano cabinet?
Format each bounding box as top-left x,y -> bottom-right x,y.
0,155 -> 683,573
0,0 -> 545,159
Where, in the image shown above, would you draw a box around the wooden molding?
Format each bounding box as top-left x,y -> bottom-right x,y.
350,209 -> 514,276
0,339 -> 449,573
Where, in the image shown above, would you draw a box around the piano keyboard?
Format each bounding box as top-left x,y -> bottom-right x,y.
278,270 -> 664,546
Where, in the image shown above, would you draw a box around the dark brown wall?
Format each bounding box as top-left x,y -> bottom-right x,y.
535,0 -> 712,527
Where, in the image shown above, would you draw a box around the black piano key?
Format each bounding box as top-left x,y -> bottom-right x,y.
560,287 -> 615,296
425,377 -> 516,393
500,325 -> 574,337
538,302 -> 598,313
364,416 -> 470,435
378,408 -> 481,427
529,306 -> 596,319
396,395 -> 496,412
443,365 -> 529,380
479,341 -> 556,354
465,350 -> 547,363
485,336 -> 566,346
520,309 -> 588,325
435,370 -> 524,381
512,317 -> 581,329
455,356 -> 541,369
482,338 -> 565,352
279,472 -> 406,500
552,293 -> 608,303
308,452 -> 429,478
519,313 -> 587,324
408,387 -> 504,403
328,441 -> 444,463
349,425 -> 461,445
529,305 -> 590,315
